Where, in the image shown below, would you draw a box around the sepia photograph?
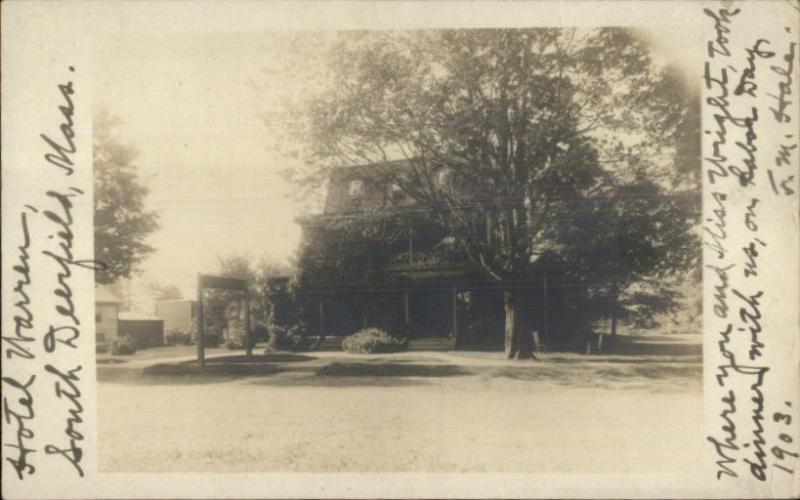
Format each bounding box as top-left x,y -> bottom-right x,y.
2,1 -> 799,498
92,26 -> 703,474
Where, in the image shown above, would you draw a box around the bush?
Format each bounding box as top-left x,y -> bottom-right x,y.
225,329 -> 252,350
110,335 -> 137,355
201,332 -> 221,348
342,328 -> 407,354
264,324 -> 309,353
165,329 -> 193,346
191,326 -> 221,348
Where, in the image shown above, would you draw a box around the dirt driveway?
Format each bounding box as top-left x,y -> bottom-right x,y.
97,335 -> 703,474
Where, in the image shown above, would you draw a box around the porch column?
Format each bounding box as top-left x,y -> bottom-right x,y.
319,298 -> 325,337
362,291 -> 369,328
451,284 -> 458,337
245,294 -> 252,358
407,223 -> 414,264
196,275 -> 205,367
404,290 -> 410,325
543,270 -> 549,341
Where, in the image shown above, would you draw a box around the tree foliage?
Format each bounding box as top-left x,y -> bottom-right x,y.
93,111 -> 159,284
288,29 -> 700,357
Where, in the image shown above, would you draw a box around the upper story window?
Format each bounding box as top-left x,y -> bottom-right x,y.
348,179 -> 364,198
390,182 -> 404,201
436,168 -> 453,188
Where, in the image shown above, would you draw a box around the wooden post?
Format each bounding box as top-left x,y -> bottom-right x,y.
197,275 -> 205,367
451,285 -> 458,338
245,294 -> 252,358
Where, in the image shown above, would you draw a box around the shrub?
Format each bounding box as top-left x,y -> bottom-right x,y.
225,329 -> 252,350
191,326 -> 221,348
110,335 -> 137,355
264,323 -> 309,353
165,329 -> 193,346
342,328 -> 407,354
202,332 -> 221,348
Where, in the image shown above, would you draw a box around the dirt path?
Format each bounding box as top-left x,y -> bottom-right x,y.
97,337 -> 703,474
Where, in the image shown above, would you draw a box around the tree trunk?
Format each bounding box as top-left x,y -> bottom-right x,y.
504,290 -> 534,360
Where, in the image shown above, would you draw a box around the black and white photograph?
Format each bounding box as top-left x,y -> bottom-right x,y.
2,1 -> 799,498
92,23 -> 704,474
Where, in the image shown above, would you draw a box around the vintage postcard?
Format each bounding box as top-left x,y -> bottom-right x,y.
2,1 -> 799,498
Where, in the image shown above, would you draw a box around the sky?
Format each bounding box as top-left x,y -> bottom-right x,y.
92,26 -> 701,308
93,32 -> 315,303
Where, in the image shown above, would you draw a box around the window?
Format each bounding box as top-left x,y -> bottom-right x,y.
95,309 -> 102,323
436,168 -> 453,188
348,179 -> 364,198
96,333 -> 106,342
390,183 -> 404,201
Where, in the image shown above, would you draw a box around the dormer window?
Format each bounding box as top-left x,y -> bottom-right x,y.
348,179 -> 364,198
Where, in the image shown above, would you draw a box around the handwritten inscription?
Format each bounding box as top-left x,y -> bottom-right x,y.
2,375 -> 37,479
40,69 -> 77,176
43,365 -> 84,477
704,7 -> 799,483
5,209 -> 38,360
2,67 -> 96,480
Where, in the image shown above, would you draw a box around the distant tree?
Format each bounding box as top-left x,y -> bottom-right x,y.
94,110 -> 159,284
151,284 -> 183,301
289,29 -> 700,359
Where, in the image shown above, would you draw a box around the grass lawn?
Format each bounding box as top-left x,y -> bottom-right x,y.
97,334 -> 703,474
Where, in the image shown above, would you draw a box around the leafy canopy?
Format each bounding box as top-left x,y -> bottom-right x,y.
93,110 -> 159,284
291,29 -> 699,296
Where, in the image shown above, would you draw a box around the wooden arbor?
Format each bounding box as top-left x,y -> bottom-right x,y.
196,274 -> 251,366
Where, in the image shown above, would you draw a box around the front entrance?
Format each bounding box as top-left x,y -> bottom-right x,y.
407,287 -> 453,338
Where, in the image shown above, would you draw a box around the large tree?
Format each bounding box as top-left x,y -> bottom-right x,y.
93,111 -> 159,284
290,29 -> 699,359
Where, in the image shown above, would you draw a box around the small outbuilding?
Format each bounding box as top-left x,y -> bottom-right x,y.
155,299 -> 197,333
118,312 -> 165,348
